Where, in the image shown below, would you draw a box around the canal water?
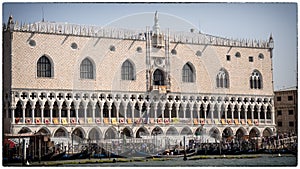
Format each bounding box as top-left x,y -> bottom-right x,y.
64,155 -> 297,167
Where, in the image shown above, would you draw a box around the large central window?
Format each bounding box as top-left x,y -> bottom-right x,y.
121,60 -> 135,80
37,55 -> 52,78
153,69 -> 165,85
250,70 -> 263,89
80,58 -> 94,79
216,68 -> 229,88
182,63 -> 195,83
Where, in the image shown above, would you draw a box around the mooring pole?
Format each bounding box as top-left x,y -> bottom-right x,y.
183,136 -> 187,161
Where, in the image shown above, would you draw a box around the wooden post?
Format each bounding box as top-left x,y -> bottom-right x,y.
183,136 -> 187,161
39,136 -> 41,163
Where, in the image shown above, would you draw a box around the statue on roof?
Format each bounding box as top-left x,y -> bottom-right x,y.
154,11 -> 158,24
152,11 -> 164,48
153,11 -> 160,35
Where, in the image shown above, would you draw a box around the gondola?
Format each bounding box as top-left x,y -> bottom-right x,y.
33,151 -> 55,161
49,151 -> 66,161
119,149 -> 154,158
154,151 -> 196,158
154,149 -> 196,158
62,149 -> 90,160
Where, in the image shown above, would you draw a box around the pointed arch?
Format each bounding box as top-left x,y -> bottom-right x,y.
37,127 -> 51,135
153,69 -> 165,85
18,127 -> 32,134
37,55 -> 53,77
249,127 -> 260,139
180,126 -> 193,135
72,127 -> 86,140
104,127 -> 117,139
136,126 -> 150,138
166,126 -> 179,136
195,127 -> 205,136
263,127 -> 273,137
182,62 -> 195,82
236,127 -> 247,140
88,127 -> 102,142
80,57 -> 95,79
222,127 -> 234,139
121,59 -> 136,80
122,127 -> 133,138
250,70 -> 263,89
53,127 -> 68,137
216,68 -> 229,88
151,126 -> 163,136
209,127 -> 220,140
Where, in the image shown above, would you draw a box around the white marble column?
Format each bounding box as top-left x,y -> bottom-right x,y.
251,109 -> 254,124
271,108 -> 275,125
161,104 -> 165,122
154,104 -> 158,123
190,105 -> 194,121
224,105 -> 228,121
238,106 -> 241,124
244,105 -> 247,123
197,104 -> 200,122
123,106 -> 127,123
92,108 -> 96,123
131,105 -> 135,122
100,107 -> 104,123
67,106 -> 71,123
41,105 -> 44,124
58,106 -> 62,124
49,104 -> 53,124
146,105 -> 150,124
168,105 -> 172,122
31,103 -> 36,124
74,103 -> 79,124
108,107 -> 112,124
264,107 -> 267,124
210,106 -> 214,122
22,104 -> 26,123
84,105 -> 88,124
231,105 -> 234,122
203,106 -> 207,121
257,106 -> 261,123
217,106 -> 221,121
11,107 -> 15,124
175,104 -> 180,119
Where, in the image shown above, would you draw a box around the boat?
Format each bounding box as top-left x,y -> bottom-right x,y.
32,151 -> 55,161
154,149 -> 196,158
62,149 -> 91,160
119,149 -> 155,158
49,151 -> 66,161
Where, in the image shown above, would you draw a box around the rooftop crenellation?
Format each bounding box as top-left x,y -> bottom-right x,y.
4,17 -> 272,49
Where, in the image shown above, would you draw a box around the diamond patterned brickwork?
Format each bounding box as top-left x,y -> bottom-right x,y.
9,31 -> 273,96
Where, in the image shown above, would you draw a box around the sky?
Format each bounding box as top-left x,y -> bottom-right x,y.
1,2 -> 298,91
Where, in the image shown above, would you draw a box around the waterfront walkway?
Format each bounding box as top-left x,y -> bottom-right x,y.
4,153 -> 295,166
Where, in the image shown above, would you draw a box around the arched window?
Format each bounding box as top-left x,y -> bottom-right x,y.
250,70 -> 263,89
182,63 -> 195,83
121,60 -> 135,80
80,58 -> 94,79
216,69 -> 229,88
37,55 -> 52,77
153,69 -> 165,85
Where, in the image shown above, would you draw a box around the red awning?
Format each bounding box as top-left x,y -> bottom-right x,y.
4,139 -> 16,148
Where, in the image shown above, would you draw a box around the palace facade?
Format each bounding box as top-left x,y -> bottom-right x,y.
3,12 -> 276,147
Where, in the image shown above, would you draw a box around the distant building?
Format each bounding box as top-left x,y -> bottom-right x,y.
274,86 -> 298,135
3,12 -> 276,148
